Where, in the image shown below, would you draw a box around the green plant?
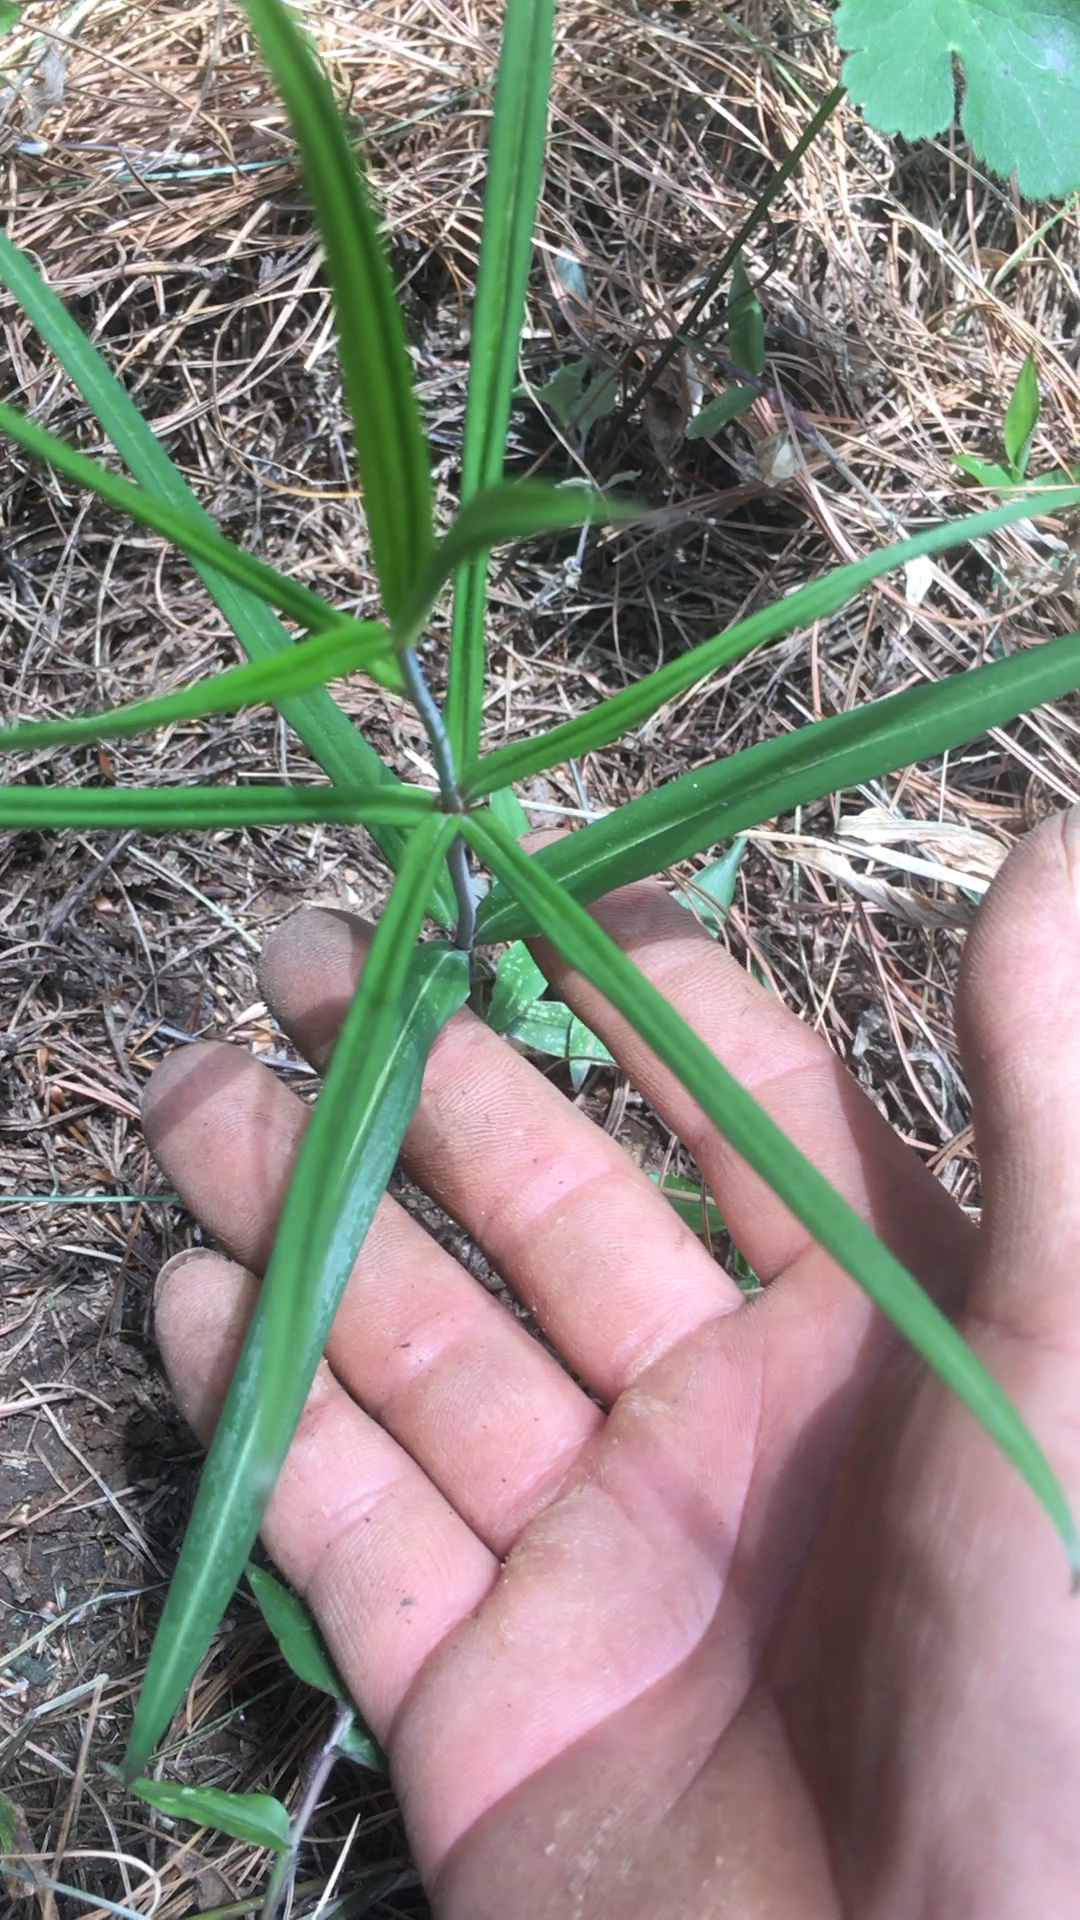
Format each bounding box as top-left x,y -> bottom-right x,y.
834,0 -> 1080,199
955,351 -> 1080,494
3,0 -> 1080,1880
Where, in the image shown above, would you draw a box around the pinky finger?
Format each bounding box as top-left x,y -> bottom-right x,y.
154,1249 -> 499,1741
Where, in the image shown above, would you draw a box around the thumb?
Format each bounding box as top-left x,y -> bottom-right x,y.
957,806 -> 1080,1352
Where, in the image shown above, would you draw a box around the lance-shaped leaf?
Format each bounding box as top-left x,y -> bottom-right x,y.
240,0 -> 433,620
0,231 -> 437,897
466,808 -> 1080,1571
396,478 -> 644,654
245,1563 -> 388,1770
447,0 -> 555,764
0,398 -> 379,647
246,1563 -> 344,1698
0,624 -> 403,762
124,821 -> 469,1779
129,1778 -> 290,1851
0,784 -> 433,833
465,485 -> 1080,797
477,622 -> 1080,940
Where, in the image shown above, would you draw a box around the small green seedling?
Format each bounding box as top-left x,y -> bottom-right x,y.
688,254 -> 763,442
529,354 -> 618,453
955,354 -> 1079,495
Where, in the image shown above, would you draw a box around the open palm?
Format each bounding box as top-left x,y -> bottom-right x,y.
146,811 -> 1080,1917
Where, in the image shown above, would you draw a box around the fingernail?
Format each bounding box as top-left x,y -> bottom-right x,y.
154,1247 -> 206,1308
1063,805 -> 1080,910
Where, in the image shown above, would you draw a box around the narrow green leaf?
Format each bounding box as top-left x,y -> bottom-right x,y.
650,1171 -> 726,1240
447,0 -> 555,765
954,453 -> 1017,490
466,486 -> 1080,797
488,785 -> 532,837
246,1564 -> 343,1698
476,623 -> 1080,940
239,0 -> 433,620
0,398 -> 379,650
0,1791 -> 17,1853
729,254 -> 765,378
130,1778 -> 289,1851
338,1720 -> 388,1773
0,231 -> 439,897
0,624 -> 401,760
124,832 -> 468,1780
671,838 -> 747,935
397,478 -> 644,653
0,784 -> 433,833
487,940 -> 548,1032
1003,352 -> 1040,480
687,386 -> 757,440
467,810 -> 1080,1572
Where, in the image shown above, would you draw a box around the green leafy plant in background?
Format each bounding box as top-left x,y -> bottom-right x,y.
834,0 -> 1080,199
4,0 -> 1080,1902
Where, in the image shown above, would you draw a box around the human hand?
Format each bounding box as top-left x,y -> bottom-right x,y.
144,810 -> 1080,1918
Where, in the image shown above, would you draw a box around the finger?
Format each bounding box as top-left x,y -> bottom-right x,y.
143,1045 -> 601,1552
531,875 -> 974,1308
258,909 -> 745,1402
958,806 -> 1080,1352
154,1249 -> 497,1737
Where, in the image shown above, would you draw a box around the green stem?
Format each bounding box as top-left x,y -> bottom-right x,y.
399,647 -> 477,950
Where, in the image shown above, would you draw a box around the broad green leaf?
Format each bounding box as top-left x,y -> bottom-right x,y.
467,809 -> 1080,1571
130,1778 -> 289,1851
0,399 -> 379,650
729,254 -> 765,378
487,940 -> 548,1032
0,784 -> 433,833
1003,352 -> 1040,479
650,1171 -> 726,1241
834,0 -> 1080,200
246,1564 -> 344,1698
0,624 -> 401,759
447,0 -> 555,766
240,0 -> 433,620
0,3 -> 22,33
530,356 -> 619,448
124,833 -> 469,1780
465,485 -> 1080,797
476,621 -> 1080,939
671,838 -> 747,935
397,478 -> 644,653
687,386 -> 757,440
0,232 -> 440,899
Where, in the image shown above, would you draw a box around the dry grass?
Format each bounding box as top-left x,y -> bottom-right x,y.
1,0 -> 1079,1912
